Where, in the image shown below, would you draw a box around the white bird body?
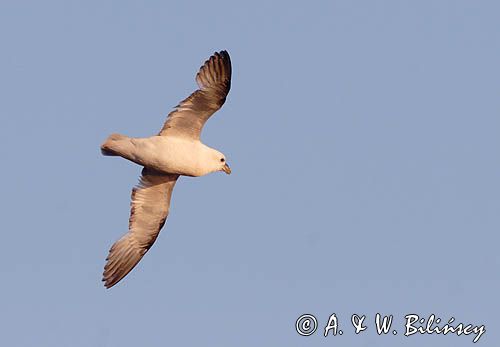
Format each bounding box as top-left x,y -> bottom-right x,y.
102,134 -> 223,177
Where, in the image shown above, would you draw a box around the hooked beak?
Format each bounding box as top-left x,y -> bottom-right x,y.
222,163 -> 231,175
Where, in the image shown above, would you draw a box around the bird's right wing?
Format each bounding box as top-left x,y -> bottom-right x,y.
103,168 -> 179,288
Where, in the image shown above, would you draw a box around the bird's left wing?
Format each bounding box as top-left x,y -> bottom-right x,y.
159,50 -> 232,140
103,168 -> 179,288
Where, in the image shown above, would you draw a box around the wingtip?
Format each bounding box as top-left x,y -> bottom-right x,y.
217,50 -> 230,62
102,278 -> 112,289
103,282 -> 114,289
210,50 -> 230,63
102,268 -> 125,289
195,50 -> 232,91
102,268 -> 117,289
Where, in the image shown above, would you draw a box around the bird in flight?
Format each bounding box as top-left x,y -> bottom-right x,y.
100,51 -> 232,288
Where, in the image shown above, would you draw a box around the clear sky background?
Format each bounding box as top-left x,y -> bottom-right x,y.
1,1 -> 499,346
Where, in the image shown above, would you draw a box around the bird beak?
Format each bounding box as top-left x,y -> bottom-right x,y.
222,163 -> 231,175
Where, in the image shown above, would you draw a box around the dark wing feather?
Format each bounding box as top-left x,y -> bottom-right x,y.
102,168 -> 179,288
159,50 -> 232,140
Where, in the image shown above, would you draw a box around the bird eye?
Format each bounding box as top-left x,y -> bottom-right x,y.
220,158 -> 225,163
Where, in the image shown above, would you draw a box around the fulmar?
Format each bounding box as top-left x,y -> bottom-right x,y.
100,50 -> 232,288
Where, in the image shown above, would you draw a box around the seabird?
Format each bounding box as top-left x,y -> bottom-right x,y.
100,50 -> 232,288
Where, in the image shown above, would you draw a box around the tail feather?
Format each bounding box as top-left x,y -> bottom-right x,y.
100,133 -> 129,157
101,147 -> 119,156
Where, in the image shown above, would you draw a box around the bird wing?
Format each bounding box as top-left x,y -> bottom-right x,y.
103,168 -> 179,288
159,50 -> 232,140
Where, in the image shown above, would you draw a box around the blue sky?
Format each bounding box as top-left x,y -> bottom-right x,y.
0,1 -> 499,346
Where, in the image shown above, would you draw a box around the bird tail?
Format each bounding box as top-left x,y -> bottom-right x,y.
100,133 -> 130,156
